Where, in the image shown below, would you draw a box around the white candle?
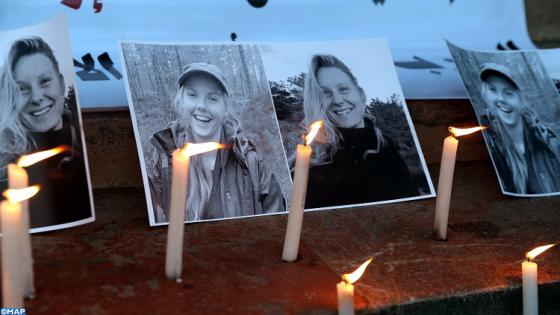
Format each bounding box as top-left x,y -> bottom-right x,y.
433,126 -> 486,240
282,121 -> 322,262
433,135 -> 458,240
165,149 -> 190,281
164,142 -> 224,282
337,280 -> 354,315
8,164 -> 35,298
11,146 -> 66,296
522,260 -> 538,315
282,144 -> 312,262
336,258 -> 372,315
1,200 -> 24,308
521,244 -> 555,315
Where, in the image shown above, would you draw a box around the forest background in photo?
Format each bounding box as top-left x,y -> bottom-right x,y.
121,43 -> 292,201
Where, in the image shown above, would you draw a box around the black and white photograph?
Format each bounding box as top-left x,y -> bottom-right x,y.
120,42 -> 291,225
448,42 -> 560,196
0,15 -> 95,232
261,39 -> 435,210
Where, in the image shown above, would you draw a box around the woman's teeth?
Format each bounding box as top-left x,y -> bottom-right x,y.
333,108 -> 352,116
30,105 -> 52,116
496,104 -> 512,114
194,114 -> 211,123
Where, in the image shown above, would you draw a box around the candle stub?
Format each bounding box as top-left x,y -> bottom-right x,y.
522,260 -> 538,315
337,281 -> 354,315
521,244 -> 555,315
336,258 -> 373,315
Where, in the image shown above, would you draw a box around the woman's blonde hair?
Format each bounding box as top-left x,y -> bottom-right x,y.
7,36 -> 64,84
303,54 -> 367,165
10,37 -> 68,117
171,84 -> 230,220
0,66 -> 29,164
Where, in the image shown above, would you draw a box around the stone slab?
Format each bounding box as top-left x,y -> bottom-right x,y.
18,162 -> 560,314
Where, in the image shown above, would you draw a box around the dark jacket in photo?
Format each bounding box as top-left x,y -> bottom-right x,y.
0,109 -> 92,229
305,118 -> 418,208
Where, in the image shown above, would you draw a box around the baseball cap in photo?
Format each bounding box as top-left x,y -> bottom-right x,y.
479,62 -> 520,89
177,62 -> 230,95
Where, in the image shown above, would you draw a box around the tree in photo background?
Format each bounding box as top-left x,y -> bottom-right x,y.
269,72 -> 305,160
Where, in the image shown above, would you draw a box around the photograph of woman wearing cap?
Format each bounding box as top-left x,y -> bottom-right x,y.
148,62 -> 285,222
478,63 -> 560,194
0,36 -> 92,229
300,54 -> 420,208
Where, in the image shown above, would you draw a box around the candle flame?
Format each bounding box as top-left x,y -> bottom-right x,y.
2,186 -> 40,203
449,126 -> 487,138
526,244 -> 555,261
304,120 -> 324,146
181,142 -> 226,157
17,146 -> 67,167
341,258 -> 373,284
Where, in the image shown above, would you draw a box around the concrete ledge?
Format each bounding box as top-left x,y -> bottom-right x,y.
82,109 -> 143,189
24,162 -> 560,314
376,282 -> 560,315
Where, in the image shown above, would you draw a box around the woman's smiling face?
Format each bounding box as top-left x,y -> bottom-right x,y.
482,74 -> 522,127
178,73 -> 227,142
316,66 -> 365,129
13,53 -> 65,132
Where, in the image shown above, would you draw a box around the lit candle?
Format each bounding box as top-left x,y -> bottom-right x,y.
7,164 -> 33,299
522,244 -> 555,315
165,142 -> 224,282
282,121 -> 323,262
434,126 -> 486,240
337,258 -> 373,315
8,146 -> 65,299
1,186 -> 40,308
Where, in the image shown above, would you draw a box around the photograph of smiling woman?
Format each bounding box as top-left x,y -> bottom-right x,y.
261,40 -> 434,209
300,54 -> 424,208
0,66 -> 28,167
448,42 -> 560,196
148,62 -> 285,222
479,64 -> 560,194
0,35 -> 93,230
120,42 -> 291,225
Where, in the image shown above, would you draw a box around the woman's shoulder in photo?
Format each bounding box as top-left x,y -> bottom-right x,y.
150,120 -> 184,156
